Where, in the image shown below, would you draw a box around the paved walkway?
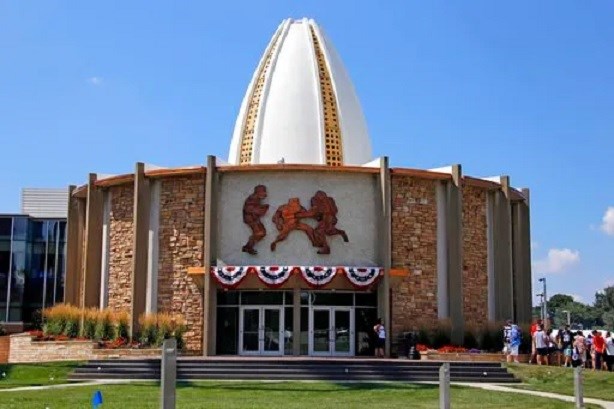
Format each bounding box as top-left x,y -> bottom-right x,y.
0,379 -> 136,392
456,382 -> 614,409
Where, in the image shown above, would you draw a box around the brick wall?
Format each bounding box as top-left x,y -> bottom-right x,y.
107,185 -> 134,312
157,175 -> 205,353
462,185 -> 488,326
391,175 -> 438,336
0,336 -> 9,363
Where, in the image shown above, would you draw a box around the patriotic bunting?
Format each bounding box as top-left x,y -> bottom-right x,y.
254,266 -> 293,288
298,266 -> 336,287
210,265 -> 383,289
343,267 -> 382,288
210,266 -> 249,288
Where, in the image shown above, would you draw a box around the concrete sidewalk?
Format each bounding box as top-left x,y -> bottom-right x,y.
456,382 -> 614,409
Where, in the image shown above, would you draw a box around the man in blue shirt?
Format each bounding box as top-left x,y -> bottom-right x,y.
506,324 -> 521,363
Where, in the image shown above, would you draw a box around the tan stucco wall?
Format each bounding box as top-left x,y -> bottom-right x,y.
216,171 -> 380,267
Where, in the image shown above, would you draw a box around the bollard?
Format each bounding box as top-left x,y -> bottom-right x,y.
161,338 -> 177,409
574,366 -> 584,409
439,362 -> 450,409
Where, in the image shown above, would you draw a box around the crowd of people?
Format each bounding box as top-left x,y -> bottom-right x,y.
503,319 -> 614,370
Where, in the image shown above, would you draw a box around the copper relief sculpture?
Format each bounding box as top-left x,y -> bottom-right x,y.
241,185 -> 269,255
243,186 -> 348,255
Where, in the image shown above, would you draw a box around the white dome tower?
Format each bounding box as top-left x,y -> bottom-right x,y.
228,18 -> 373,166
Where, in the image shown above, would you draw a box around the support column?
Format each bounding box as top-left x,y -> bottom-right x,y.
131,163 -> 150,336
493,176 -> 514,321
293,287 -> 301,356
377,157 -> 391,356
99,191 -> 111,309
512,189 -> 532,325
82,174 -> 104,308
64,185 -> 86,306
447,165 -> 464,345
203,156 -> 218,355
146,180 -> 160,313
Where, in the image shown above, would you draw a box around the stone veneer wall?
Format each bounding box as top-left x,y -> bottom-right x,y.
157,174 -> 205,353
107,185 -> 134,312
462,185 -> 488,326
390,175 -> 438,336
8,334 -> 161,363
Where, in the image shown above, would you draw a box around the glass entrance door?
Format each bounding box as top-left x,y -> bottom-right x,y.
239,306 -> 283,355
309,307 -> 354,356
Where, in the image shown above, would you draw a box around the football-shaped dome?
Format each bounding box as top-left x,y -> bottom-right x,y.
228,18 -> 372,166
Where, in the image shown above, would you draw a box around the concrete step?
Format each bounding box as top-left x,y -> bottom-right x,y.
69,359 -> 519,383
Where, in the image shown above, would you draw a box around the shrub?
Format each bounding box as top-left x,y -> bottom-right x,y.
463,326 -> 479,350
81,308 -> 98,339
138,314 -> 158,346
63,306 -> 81,338
416,325 -> 431,346
172,316 -> 187,350
156,313 -> 174,346
94,310 -> 113,341
478,322 -> 505,352
0,323 -> 6,336
29,309 -> 43,331
114,311 -> 130,341
138,313 -> 187,350
42,304 -> 76,336
431,319 -> 451,349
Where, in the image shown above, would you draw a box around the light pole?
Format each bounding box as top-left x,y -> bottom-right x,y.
536,293 -> 544,324
562,310 -> 571,326
538,278 -> 547,328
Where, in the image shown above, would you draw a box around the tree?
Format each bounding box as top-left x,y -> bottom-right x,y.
594,286 -> 614,328
548,294 -> 574,310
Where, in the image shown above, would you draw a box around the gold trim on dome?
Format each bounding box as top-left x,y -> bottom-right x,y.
310,26 -> 343,166
239,33 -> 281,165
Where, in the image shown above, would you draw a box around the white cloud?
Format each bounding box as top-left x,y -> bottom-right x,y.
87,76 -> 103,86
571,294 -> 583,303
601,207 -> 614,236
533,248 -> 580,274
531,241 -> 539,250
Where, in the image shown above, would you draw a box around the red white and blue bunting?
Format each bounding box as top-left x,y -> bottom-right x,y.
298,266 -> 336,288
342,267 -> 383,288
210,266 -> 383,289
210,266 -> 249,288
254,266 -> 293,288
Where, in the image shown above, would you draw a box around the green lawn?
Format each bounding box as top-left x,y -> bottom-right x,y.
507,363 -> 614,401
0,362 -> 80,389
0,381 -> 594,409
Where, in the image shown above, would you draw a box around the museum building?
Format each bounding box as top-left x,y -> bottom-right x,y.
63,18 -> 532,356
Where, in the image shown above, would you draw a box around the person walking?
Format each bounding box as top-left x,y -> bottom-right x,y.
560,325 -> 574,367
592,330 -> 605,371
506,324 -> 521,363
373,318 -> 386,358
529,318 -> 542,364
605,332 -> 614,371
572,331 -> 586,368
534,325 -> 549,366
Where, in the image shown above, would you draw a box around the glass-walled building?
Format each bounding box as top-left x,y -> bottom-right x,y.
0,215 -> 67,324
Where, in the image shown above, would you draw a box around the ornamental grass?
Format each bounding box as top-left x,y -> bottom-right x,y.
42,304 -> 80,336
138,312 -> 187,349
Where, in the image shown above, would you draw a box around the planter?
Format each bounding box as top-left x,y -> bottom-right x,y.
420,351 -> 531,363
8,333 -> 163,363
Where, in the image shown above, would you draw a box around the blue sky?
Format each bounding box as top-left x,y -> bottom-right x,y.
1,1 -> 612,304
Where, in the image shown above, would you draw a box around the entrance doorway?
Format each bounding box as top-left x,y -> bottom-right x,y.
239,306 -> 283,355
309,307 -> 354,356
